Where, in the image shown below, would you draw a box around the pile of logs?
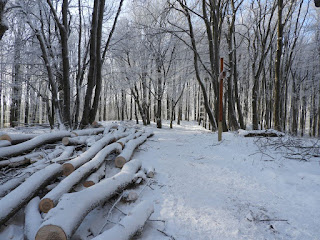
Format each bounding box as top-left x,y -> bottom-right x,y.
0,123 -> 155,240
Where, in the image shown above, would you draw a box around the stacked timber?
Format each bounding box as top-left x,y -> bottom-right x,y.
0,123 -> 155,240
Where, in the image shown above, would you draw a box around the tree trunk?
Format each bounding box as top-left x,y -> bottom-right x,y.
274,0 -> 284,131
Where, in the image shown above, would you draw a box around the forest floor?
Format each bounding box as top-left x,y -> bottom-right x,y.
0,121 -> 320,240
135,121 -> 320,240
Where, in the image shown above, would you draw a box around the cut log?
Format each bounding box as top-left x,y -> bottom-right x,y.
0,163 -> 61,226
0,159 -> 49,198
115,132 -> 153,168
239,129 -> 285,138
122,190 -> 139,202
24,197 -> 42,240
83,162 -> 106,187
62,136 -> 88,146
71,128 -> 105,137
39,142 -> 124,213
92,200 -> 154,240
142,163 -> 155,178
0,133 -> 38,144
102,123 -> 119,135
0,140 -> 11,147
62,130 -> 128,176
52,146 -> 75,163
116,130 -> 143,149
0,131 -> 71,159
0,151 -> 45,168
134,169 -> 147,184
35,159 -> 142,240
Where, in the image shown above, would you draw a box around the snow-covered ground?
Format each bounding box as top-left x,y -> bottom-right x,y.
135,121 -> 320,240
0,121 -> 319,240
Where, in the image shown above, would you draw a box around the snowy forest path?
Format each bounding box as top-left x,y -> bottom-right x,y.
136,121 -> 320,240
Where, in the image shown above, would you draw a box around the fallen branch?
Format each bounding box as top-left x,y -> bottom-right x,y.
36,159 -> 142,240
92,200 -> 154,240
0,163 -> 61,226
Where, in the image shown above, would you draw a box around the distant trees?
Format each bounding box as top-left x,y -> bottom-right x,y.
0,0 -> 319,137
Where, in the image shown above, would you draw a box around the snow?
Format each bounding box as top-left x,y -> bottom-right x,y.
0,164 -> 61,224
1,121 -> 320,240
133,121 -> 320,240
92,200 -> 154,240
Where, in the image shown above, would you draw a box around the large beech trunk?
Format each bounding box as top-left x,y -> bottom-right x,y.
62,130 -> 126,176
0,164 -> 61,226
92,200 -> 154,240
115,132 -> 153,168
36,159 -> 142,240
0,131 -> 71,159
39,140 -> 124,213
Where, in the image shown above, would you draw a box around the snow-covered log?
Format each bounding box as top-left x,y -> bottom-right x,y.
92,200 -> 154,240
0,133 -> 38,144
35,159 -> 142,240
24,197 -> 42,240
39,142 -> 123,213
116,130 -> 143,149
115,132 -> 153,168
142,163 -> 155,178
122,190 -> 139,202
102,123 -> 118,135
83,162 -> 106,187
0,140 -> 11,147
0,151 -> 45,167
52,146 -> 75,163
134,169 -> 147,184
0,131 -> 71,159
0,158 -> 48,197
71,128 -> 105,137
62,136 -> 88,146
62,130 -> 127,176
0,163 -> 61,226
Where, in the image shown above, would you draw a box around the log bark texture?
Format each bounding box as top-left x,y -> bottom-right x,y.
0,163 -> 61,226
92,200 -> 154,240
36,159 -> 142,240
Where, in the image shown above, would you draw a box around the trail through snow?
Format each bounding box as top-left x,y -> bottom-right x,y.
136,121 -> 320,240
